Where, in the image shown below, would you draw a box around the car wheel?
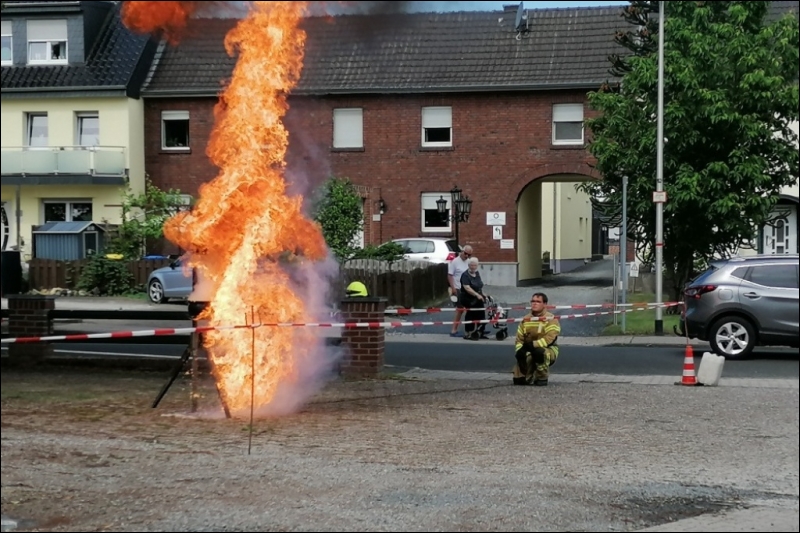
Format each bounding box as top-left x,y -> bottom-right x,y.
709,316 -> 756,360
148,279 -> 167,304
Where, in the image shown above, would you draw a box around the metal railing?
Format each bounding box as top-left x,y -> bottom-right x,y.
0,145 -> 127,177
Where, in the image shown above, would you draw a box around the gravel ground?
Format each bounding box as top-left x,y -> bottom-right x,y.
2,368 -> 797,532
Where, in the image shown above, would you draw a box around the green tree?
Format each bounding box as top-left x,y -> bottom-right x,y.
108,179 -> 188,258
313,177 -> 364,261
583,1 -> 799,299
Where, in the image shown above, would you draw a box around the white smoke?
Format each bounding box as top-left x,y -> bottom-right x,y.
254,252 -> 343,418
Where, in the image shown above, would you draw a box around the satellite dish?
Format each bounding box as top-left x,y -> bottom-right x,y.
515,2 -> 528,32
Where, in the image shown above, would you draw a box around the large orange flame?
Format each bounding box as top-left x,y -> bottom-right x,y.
121,1 -> 202,44
124,1 -> 329,417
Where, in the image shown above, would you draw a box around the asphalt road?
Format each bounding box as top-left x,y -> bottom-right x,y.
9,341 -> 797,379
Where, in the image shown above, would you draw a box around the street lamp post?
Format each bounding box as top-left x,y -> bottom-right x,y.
436,185 -> 473,250
655,0 -> 665,335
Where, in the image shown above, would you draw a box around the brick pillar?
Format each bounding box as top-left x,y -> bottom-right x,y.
7,295 -> 55,366
339,297 -> 386,377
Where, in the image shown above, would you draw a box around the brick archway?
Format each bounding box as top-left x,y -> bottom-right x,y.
512,162 -> 601,201
514,161 -> 601,283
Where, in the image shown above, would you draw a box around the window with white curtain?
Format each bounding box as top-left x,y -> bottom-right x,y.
332,108 -> 363,149
421,192 -> 451,233
161,110 -> 190,150
421,106 -> 452,147
27,20 -> 68,64
1,21 -> 12,65
76,113 -> 100,146
552,103 -> 584,145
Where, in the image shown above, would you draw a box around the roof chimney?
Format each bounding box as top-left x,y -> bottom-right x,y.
503,3 -> 520,13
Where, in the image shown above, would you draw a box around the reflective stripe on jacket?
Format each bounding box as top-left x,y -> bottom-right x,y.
515,312 -> 561,355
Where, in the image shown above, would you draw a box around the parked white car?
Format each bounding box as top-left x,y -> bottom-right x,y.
391,238 -> 459,263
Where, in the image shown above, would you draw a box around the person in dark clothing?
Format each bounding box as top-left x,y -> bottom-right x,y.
459,256 -> 488,340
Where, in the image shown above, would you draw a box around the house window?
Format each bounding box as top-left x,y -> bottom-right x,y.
1,20 -> 12,65
161,110 -> 190,150
332,108 -> 363,149
552,103 -> 584,145
76,113 -> 100,146
27,20 -> 68,65
26,113 -> 48,147
43,200 -> 93,223
421,106 -> 452,147
421,192 -> 451,233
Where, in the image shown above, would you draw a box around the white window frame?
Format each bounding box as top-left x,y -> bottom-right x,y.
332,108 -> 364,149
76,112 -> 100,147
552,103 -> 585,145
161,110 -> 190,151
420,192 -> 452,233
421,106 -> 453,148
351,198 -> 366,249
41,199 -> 93,223
26,112 -> 48,148
1,20 -> 12,66
27,20 -> 68,65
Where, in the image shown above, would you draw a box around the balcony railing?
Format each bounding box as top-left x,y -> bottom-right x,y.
0,146 -> 127,177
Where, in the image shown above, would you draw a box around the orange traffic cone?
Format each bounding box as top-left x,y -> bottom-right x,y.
680,345 -> 698,386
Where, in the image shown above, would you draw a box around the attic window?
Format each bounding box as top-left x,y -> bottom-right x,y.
27,20 -> 68,65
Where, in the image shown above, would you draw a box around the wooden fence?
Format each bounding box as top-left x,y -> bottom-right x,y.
26,257 -> 449,308
335,259 -> 449,308
27,258 -> 173,290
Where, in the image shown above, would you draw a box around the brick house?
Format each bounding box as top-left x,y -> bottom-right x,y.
1,1 -> 157,257
140,4 -> 630,285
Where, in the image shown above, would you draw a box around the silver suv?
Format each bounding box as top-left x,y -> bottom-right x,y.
682,255 -> 799,359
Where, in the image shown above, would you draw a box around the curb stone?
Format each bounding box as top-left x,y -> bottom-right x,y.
392,367 -> 800,389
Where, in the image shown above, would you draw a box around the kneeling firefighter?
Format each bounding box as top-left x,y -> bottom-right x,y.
345,281 -> 368,298
513,292 -> 560,386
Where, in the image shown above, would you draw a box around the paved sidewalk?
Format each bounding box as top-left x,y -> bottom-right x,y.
394,367 -> 800,389
636,503 -> 799,532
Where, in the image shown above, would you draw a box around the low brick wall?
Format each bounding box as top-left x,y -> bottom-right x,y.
338,297 -> 386,377
6,295 -> 55,366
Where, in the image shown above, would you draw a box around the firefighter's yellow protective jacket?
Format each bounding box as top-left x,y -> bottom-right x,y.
514,311 -> 561,356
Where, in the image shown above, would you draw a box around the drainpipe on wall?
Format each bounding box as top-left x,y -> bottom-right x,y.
15,184 -> 22,252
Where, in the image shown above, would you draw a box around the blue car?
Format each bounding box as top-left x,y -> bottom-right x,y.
146,259 -> 193,304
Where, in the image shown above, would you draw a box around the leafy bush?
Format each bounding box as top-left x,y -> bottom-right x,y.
352,242 -> 405,262
76,253 -> 135,296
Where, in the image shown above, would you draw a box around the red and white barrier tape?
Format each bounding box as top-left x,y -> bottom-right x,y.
384,301 -> 683,315
1,303 -> 681,344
